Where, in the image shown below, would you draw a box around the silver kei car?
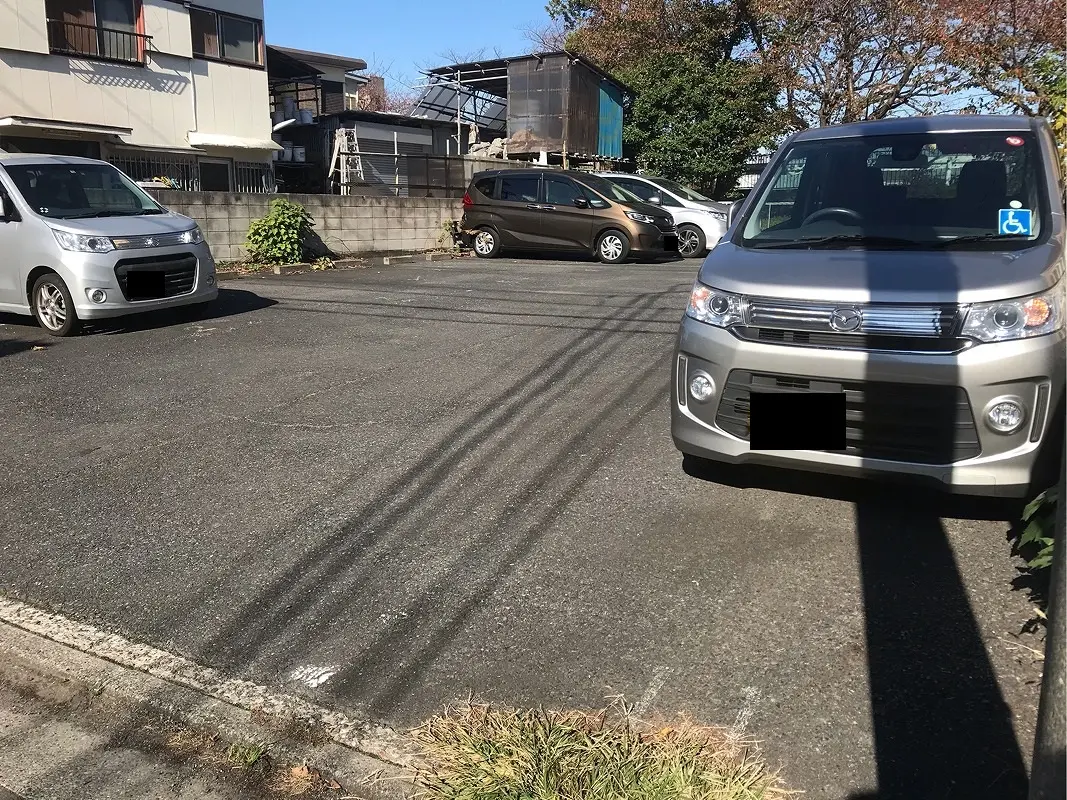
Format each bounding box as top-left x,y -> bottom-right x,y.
0,154 -> 218,336
672,115 -> 1065,497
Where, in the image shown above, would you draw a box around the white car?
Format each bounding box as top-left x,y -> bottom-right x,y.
596,173 -> 729,258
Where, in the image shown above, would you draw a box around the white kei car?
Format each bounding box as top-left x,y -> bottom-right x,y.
596,172 -> 729,258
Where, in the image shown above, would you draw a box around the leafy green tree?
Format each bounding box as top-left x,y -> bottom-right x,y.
548,0 -> 784,195
622,54 -> 781,196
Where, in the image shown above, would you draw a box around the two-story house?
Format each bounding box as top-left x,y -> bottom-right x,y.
0,0 -> 279,191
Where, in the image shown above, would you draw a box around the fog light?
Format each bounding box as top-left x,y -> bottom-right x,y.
206,275 -> 215,287
88,288 -> 106,304
986,399 -> 1025,434
688,373 -> 715,402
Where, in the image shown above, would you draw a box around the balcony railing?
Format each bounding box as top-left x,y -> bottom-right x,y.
47,19 -> 151,66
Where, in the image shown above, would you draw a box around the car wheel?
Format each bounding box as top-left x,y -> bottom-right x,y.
596,230 -> 630,264
677,224 -> 706,259
473,228 -> 500,258
31,273 -> 81,337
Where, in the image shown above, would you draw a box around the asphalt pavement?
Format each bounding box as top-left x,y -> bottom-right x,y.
0,257 -> 1045,798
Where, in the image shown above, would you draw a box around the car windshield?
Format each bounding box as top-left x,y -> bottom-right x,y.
649,177 -> 711,202
3,162 -> 163,219
578,173 -> 644,203
739,130 -> 1048,250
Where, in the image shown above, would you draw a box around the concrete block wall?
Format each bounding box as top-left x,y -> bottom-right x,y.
150,191 -> 461,261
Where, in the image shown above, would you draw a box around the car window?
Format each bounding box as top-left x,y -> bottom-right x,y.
544,177 -> 584,206
613,178 -> 653,200
474,176 -> 496,199
3,162 -> 161,219
740,131 -> 1046,250
498,174 -> 539,203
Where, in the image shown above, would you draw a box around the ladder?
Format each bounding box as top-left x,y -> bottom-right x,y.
328,127 -> 364,195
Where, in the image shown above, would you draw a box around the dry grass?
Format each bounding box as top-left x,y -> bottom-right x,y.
411,702 -> 792,800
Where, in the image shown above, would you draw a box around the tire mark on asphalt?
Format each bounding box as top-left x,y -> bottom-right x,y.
181,284 -> 684,675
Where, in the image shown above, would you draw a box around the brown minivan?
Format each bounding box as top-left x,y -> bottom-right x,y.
461,169 -> 679,263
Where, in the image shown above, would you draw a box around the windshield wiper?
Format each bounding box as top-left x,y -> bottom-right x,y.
60,210 -> 147,219
751,234 -> 920,249
930,233 -> 1030,249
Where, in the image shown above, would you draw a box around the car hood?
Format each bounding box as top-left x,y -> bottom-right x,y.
43,212 -> 195,236
682,198 -> 729,213
698,239 -> 1066,304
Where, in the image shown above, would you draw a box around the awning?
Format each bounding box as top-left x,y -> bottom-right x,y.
0,116 -> 132,138
188,132 -> 282,151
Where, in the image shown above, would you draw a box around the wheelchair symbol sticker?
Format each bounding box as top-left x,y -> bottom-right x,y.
999,209 -> 1032,236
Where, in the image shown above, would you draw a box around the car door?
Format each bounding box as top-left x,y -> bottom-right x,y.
0,172 -> 26,309
541,175 -> 596,250
495,172 -> 544,247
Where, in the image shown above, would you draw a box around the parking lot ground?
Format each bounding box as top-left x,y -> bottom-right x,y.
0,258 -> 1046,798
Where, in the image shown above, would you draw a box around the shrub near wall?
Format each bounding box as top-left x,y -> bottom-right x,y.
246,198 -> 315,264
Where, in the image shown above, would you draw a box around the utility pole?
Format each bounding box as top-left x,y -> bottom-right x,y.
1030,434 -> 1066,799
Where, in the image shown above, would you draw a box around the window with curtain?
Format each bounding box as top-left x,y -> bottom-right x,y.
190,6 -> 261,65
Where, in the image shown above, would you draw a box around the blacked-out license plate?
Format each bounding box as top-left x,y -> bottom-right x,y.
126,270 -> 166,299
663,235 -> 678,252
749,392 -> 846,450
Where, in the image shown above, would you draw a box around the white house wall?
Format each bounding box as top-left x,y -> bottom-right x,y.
143,0 -> 192,59
0,0 -> 49,55
0,0 -> 272,160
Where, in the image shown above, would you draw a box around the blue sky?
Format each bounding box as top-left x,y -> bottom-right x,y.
263,0 -> 552,94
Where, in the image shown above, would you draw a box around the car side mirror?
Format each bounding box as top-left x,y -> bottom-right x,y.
573,197 -> 590,209
647,194 -> 662,205
0,193 -> 18,223
727,199 -> 743,227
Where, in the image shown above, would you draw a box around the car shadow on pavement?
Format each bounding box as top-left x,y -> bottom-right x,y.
0,288 -> 276,337
683,460 -> 1029,799
87,288 -> 277,335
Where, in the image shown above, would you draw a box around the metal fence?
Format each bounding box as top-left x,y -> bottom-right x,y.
47,19 -> 150,65
109,152 -> 275,193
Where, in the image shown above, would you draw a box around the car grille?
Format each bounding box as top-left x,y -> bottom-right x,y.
111,231 -> 192,250
732,326 -> 972,354
114,253 -> 197,301
655,217 -> 676,232
746,298 -> 961,334
714,370 -> 981,464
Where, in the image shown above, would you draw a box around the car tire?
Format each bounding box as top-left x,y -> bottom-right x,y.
473,227 -> 500,258
30,272 -> 81,337
677,224 -> 706,259
596,229 -> 630,264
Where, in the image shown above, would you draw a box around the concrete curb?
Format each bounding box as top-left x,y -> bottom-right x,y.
0,598 -> 415,797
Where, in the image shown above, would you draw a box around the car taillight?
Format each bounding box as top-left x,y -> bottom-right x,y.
462,191 -> 473,209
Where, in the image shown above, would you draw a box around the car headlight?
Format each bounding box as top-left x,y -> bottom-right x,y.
50,228 -> 115,253
686,283 -> 745,327
625,211 -> 656,224
699,208 -> 728,221
179,226 -> 204,245
962,289 -> 1062,343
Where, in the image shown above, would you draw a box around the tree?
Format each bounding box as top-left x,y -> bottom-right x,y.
548,0 -> 783,194
623,53 -> 782,196
741,0 -> 956,129
933,0 -> 1066,152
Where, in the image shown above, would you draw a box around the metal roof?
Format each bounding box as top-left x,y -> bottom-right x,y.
424,51 -> 630,95
793,114 -> 1035,141
269,45 -> 367,72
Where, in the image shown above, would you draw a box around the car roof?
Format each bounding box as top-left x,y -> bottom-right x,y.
0,152 -> 110,167
472,168 -> 604,180
793,114 -> 1036,142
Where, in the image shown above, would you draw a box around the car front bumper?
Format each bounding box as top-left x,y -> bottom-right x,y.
671,316 -> 1065,497
60,243 -> 219,320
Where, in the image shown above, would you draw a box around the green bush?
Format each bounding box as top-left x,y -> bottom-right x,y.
246,198 -> 314,264
1017,486 -> 1058,570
